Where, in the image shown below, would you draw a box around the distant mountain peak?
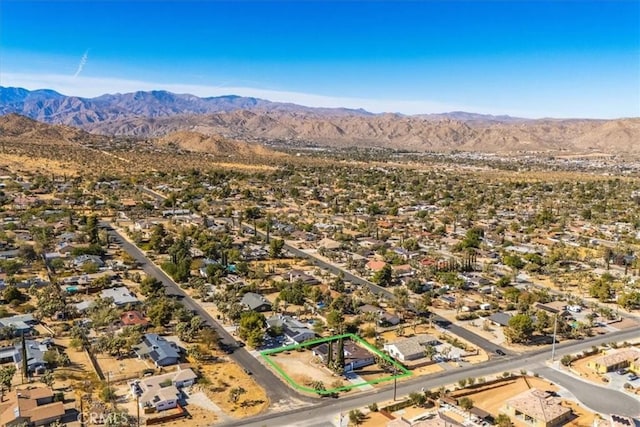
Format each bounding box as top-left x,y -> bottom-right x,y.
0,86 -> 638,154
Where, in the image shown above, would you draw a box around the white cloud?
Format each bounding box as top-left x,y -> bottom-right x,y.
73,51 -> 89,78
0,72 -> 496,116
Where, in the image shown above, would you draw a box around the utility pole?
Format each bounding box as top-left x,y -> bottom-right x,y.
79,396 -> 85,427
551,313 -> 558,362
393,367 -> 398,401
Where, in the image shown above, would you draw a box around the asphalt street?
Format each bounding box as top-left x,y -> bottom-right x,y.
248,225 -> 511,356
114,194 -> 640,425
226,326 -> 640,427
534,366 -> 640,418
101,222 -> 309,405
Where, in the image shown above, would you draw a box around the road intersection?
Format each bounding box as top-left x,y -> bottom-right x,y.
104,219 -> 640,426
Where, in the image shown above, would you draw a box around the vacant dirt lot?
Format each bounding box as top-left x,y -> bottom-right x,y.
196,359 -> 268,418
269,349 -> 337,389
95,354 -> 151,383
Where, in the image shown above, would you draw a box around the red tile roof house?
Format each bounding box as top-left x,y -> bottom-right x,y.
365,260 -> 387,272
120,310 -> 150,327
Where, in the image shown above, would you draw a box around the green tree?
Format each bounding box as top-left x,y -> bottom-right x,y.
269,239 -> 285,258
460,227 -> 483,249
505,314 -> 534,343
409,391 -> 427,407
348,409 -> 366,426
238,311 -> 266,348
147,297 -> 175,327
100,385 -> 116,402
326,309 -> 345,332
40,369 -> 55,389
495,413 -> 514,427
140,276 -> 164,297
372,264 -> 393,287
535,310 -> 551,333
458,396 -> 474,412
2,285 -> 25,304
0,365 -> 16,397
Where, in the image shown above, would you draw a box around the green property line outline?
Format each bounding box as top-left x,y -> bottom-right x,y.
260,333 -> 411,395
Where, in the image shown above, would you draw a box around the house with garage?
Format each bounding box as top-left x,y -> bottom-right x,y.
0,387 -> 66,427
359,304 -> 401,326
240,292 -> 272,312
73,254 -> 105,269
266,315 -> 315,344
534,301 -> 573,320
384,334 -> 440,362
131,367 -> 196,412
587,348 -> 640,374
503,388 -> 573,427
0,313 -> 37,337
312,339 -> 376,372
0,339 -> 50,374
134,334 -> 181,367
488,312 -> 512,327
288,269 -> 320,285
101,286 -> 140,307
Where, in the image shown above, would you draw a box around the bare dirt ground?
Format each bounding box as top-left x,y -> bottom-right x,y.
196,359 -> 269,418
0,153 -> 81,175
612,317 -> 639,330
269,349 -> 338,389
95,354 -> 151,383
450,376 -> 596,427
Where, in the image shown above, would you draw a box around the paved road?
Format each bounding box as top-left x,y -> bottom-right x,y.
534,366 -> 640,418
224,322 -> 640,427
246,224 -> 510,356
101,221 -> 310,405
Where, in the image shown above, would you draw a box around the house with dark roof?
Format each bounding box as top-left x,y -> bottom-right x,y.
488,312 -> 512,327
240,292 -> 272,312
312,339 -> 375,372
288,270 -> 320,285
266,315 -> 315,344
134,334 -> 181,367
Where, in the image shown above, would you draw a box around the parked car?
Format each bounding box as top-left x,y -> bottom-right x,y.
616,369 -> 628,375
496,349 -> 506,356
628,374 -> 638,381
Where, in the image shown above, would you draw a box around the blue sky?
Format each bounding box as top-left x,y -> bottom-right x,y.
1,0 -> 638,118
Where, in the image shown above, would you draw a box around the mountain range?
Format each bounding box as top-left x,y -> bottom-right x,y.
1,86 -> 639,154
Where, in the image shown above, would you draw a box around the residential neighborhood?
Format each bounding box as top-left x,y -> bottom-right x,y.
0,138 -> 639,427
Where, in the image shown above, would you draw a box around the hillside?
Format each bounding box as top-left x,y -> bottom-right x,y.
0,113 -> 283,159
81,111 -> 640,154
156,130 -> 284,158
1,87 -> 639,154
0,113 -> 101,146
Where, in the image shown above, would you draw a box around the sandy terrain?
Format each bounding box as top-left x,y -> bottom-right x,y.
94,354 -> 152,383
269,349 -> 338,389
196,359 -> 269,418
